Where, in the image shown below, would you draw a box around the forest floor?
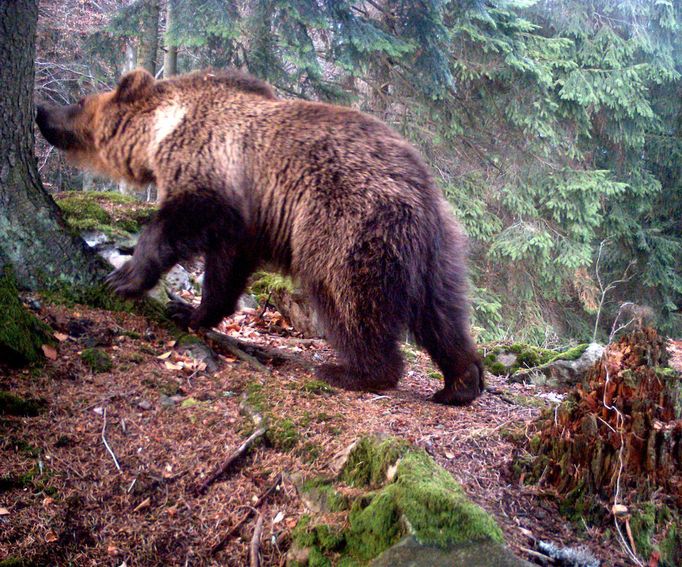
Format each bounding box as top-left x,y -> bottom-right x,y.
2,300 -> 678,566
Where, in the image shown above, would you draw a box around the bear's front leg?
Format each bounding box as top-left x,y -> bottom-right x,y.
167,242 -> 256,330
106,221 -> 178,298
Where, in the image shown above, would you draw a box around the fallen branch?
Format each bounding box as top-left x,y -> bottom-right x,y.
205,330 -> 314,371
194,426 -> 268,495
250,513 -> 264,567
101,408 -> 122,473
204,330 -> 272,373
211,473 -> 283,554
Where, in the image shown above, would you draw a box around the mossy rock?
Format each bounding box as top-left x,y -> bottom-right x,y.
55,191 -> 156,238
0,267 -> 53,366
291,436 -> 505,565
80,348 -> 113,373
483,342 -> 591,376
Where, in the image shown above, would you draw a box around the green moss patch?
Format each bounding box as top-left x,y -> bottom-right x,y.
55,191 -> 156,237
0,391 -> 46,416
80,348 -> 113,373
483,342 -> 589,375
293,436 -> 503,564
0,267 -> 53,366
249,271 -> 294,302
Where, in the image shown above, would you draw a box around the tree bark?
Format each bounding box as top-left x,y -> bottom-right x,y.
138,0 -> 161,77
0,0 -> 105,290
163,0 -> 178,78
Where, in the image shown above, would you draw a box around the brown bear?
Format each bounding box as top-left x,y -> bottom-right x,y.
36,68 -> 483,405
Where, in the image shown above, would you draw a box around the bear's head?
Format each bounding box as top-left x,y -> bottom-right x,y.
36,69 -> 156,178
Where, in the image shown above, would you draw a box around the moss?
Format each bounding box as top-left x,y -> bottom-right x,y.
56,191 -> 156,237
341,437 -> 410,488
659,521 -> 681,567
392,450 -> 504,546
0,267 -> 53,366
299,442 -> 323,464
0,392 -> 46,416
41,281 -> 169,326
290,436 -> 505,564
244,382 -> 267,414
484,342 -> 590,375
549,343 -> 589,363
80,348 -> 113,373
266,417 -> 299,450
249,271 -> 294,301
300,478 -> 350,512
6,438 -> 41,457
401,344 -> 419,362
487,362 -> 507,375
630,502 -> 657,560
346,491 -> 403,560
301,379 -> 335,394
0,557 -> 29,567
427,371 -> 443,380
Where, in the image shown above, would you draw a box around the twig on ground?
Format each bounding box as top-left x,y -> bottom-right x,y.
250,513 -> 264,567
212,474 -> 283,554
101,408 -> 122,472
205,330 -> 314,371
194,426 -> 268,494
519,546 -> 556,563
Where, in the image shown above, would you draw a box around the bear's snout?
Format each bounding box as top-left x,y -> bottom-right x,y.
35,103 -> 82,150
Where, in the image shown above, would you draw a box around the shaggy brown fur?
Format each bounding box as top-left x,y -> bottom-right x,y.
36,68 -> 483,404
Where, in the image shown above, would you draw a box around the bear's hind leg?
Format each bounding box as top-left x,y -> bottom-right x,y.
313,290 -> 404,391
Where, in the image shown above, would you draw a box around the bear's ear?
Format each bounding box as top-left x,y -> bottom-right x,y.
114,69 -> 155,104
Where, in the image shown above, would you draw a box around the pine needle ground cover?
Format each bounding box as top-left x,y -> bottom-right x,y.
0,297 -> 659,565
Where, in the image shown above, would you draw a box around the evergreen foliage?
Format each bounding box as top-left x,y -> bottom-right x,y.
53,0 -> 682,341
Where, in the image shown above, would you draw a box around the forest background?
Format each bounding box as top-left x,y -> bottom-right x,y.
34,0 -> 682,345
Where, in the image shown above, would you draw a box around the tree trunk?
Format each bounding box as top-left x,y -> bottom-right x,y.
163,0 -> 178,78
118,41 -> 137,195
0,0 -> 104,290
138,0 -> 160,77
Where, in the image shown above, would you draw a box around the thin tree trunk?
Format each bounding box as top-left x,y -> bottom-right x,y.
0,0 -> 105,290
118,41 -> 137,195
163,0 -> 177,78
138,0 -> 160,77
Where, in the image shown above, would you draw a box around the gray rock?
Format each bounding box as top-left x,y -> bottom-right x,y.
137,400 -> 152,411
82,230 -> 112,248
237,293 -> 259,311
371,537 -> 533,567
496,353 -> 518,367
510,343 -> 604,388
164,264 -> 192,292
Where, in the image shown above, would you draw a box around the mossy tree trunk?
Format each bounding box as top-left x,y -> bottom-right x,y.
0,0 -> 105,290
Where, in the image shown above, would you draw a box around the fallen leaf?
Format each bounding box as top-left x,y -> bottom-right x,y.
0,507 -> 9,516
157,351 -> 173,360
166,340 -> 177,347
273,511 -> 285,524
164,361 -> 183,371
54,333 -> 68,342
45,529 -> 59,543
42,497 -> 55,507
42,344 -> 58,360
